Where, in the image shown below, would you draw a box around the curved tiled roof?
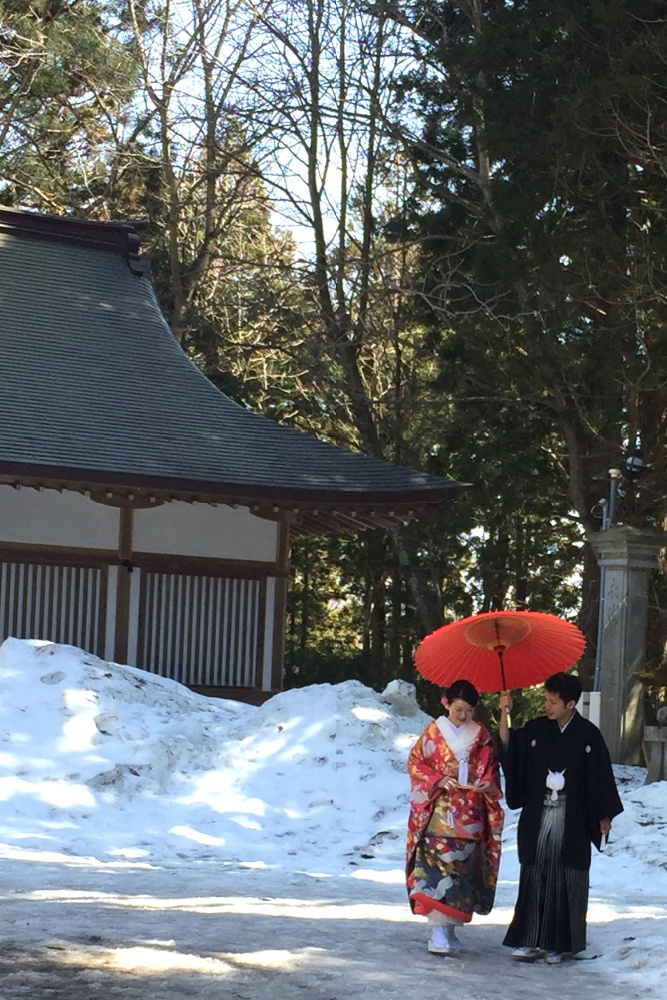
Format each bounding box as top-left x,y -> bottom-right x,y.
0,209 -> 463,532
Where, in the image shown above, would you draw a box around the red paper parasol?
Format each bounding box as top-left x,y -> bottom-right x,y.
414,610 -> 585,693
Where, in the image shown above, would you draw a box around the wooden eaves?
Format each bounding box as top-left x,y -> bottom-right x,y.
0,466 -> 463,536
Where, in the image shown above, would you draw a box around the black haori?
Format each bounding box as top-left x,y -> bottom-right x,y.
500,711 -> 622,956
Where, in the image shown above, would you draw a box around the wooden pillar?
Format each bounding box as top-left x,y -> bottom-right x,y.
271,516 -> 291,691
114,506 -> 134,664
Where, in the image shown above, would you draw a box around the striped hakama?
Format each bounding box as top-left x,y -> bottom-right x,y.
503,793 -> 589,954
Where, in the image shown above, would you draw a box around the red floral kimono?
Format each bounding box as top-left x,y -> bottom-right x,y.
406,718 -> 504,923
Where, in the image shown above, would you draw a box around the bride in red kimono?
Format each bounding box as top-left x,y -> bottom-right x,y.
406,678 -> 504,955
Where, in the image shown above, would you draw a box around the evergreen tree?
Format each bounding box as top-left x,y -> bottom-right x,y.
0,0 -> 137,210
380,0 -> 667,678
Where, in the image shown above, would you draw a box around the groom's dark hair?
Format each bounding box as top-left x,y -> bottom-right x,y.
544,672 -> 582,706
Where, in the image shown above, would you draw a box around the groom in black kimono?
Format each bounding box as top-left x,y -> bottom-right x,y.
499,672 -> 622,964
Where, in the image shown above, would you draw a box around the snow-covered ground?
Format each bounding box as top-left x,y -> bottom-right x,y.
0,637 -> 665,999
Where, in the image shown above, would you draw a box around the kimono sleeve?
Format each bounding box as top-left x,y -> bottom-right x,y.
477,730 -> 503,801
585,726 -> 624,849
407,727 -> 443,798
499,723 -> 531,811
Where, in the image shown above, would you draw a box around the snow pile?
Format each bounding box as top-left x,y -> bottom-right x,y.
0,638 -> 430,869
607,767 -> 667,869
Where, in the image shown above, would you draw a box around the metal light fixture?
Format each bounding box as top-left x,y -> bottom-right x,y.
622,452 -> 645,480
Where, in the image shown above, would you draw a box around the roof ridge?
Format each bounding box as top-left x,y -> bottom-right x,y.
0,207 -> 149,276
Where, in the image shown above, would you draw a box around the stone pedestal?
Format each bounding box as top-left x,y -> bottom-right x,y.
644,726 -> 667,783
589,526 -> 667,765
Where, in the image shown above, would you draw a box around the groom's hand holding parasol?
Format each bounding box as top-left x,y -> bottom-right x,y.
498,690 -> 513,745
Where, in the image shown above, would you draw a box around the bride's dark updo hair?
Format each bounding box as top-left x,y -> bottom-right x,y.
445,679 -> 479,708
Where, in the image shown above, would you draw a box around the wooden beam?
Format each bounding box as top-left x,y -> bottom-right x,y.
0,541 -> 116,565
89,490 -> 165,509
131,551 -> 281,578
271,516 -> 291,691
114,507 -> 134,664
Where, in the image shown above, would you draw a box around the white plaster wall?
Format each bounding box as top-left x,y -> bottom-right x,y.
133,501 -> 278,562
0,485 -> 120,549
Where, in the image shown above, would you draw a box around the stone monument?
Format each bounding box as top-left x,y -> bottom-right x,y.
589,525 -> 667,765
644,705 -> 667,784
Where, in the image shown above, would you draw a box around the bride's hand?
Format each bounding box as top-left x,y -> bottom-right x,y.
474,780 -> 494,795
437,776 -> 458,792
